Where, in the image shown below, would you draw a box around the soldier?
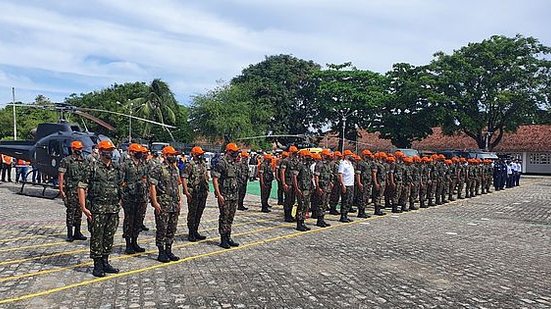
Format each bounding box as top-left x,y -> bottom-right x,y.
149,146 -> 182,263
392,151 -> 405,213
139,146 -> 151,232
338,150 -> 356,222
236,151 -> 250,211
181,146 -> 209,242
212,143 -> 241,249
280,146 -> 299,222
356,149 -> 373,218
78,140 -> 122,277
434,155 -> 445,205
58,140 -> 88,242
408,156 -> 421,210
274,153 -> 285,205
427,155 -> 438,206
485,160 -> 493,193
418,157 -> 430,208
120,143 -> 148,254
310,153 -> 322,219
447,158 -> 459,201
259,153 -> 275,213
292,150 -> 314,231
385,156 -> 396,211
313,149 -> 333,227
457,158 -> 467,199
328,151 -> 342,215
399,157 -> 413,211
371,152 -> 387,216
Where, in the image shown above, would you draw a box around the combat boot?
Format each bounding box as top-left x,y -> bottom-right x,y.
66,226 -> 74,242
339,214 -> 353,223
449,195 -> 456,201
124,237 -> 136,254
419,200 -> 428,208
401,204 -> 409,212
316,215 -> 330,227
132,237 -> 146,253
219,235 -> 231,249
261,206 -> 271,213
194,230 -> 207,241
102,255 -> 119,273
349,207 -> 357,213
165,244 -> 180,261
284,208 -> 294,222
187,229 -> 197,242
374,205 -> 386,216
296,220 -> 309,231
157,245 -> 170,262
73,224 -> 87,240
391,204 -> 402,213
227,233 -> 240,247
357,208 -> 370,218
409,202 -> 418,210
328,205 -> 339,215
92,258 -> 105,277
428,199 -> 436,206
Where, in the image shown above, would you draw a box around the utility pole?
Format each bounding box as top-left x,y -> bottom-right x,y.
12,87 -> 17,140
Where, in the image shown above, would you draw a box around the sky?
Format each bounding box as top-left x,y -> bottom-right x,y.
0,0 -> 550,106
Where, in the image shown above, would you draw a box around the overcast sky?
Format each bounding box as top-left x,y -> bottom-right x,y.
0,0 -> 549,106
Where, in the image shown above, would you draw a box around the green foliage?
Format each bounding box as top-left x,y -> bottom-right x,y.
430,34 -> 551,150
374,63 -> 441,148
231,54 -> 321,136
0,95 -> 58,140
312,63 -> 387,150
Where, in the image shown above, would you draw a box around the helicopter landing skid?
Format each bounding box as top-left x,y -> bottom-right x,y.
17,171 -> 60,200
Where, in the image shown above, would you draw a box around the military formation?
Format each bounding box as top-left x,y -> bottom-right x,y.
57,141 -> 518,277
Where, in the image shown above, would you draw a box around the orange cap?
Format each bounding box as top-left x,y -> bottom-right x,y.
333,151 -> 342,158
404,157 -> 413,164
288,145 -> 299,153
394,151 -> 405,158
191,146 -> 205,155
386,156 -> 395,163
281,151 -> 289,158
162,146 -> 178,155
321,149 -> 332,156
98,140 -> 115,150
141,146 -> 149,153
313,153 -> 322,161
128,143 -> 142,152
240,150 -> 249,158
362,149 -> 372,156
71,140 -> 84,150
226,143 -> 239,152
264,154 -> 273,160
343,149 -> 354,156
444,159 -> 452,165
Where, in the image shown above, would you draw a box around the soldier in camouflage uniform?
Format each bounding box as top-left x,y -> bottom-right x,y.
484,160 -> 493,193
237,151 -> 250,211
434,155 -> 445,205
212,143 -> 241,249
120,143 -> 148,254
427,155 -> 438,206
441,159 -> 453,203
447,158 -> 459,201
384,156 -> 396,210
419,157 -> 431,208
328,151 -> 342,215
181,146 -> 209,242
280,146 -> 299,222
391,152 -> 405,213
78,140 -> 122,277
371,152 -> 387,216
355,149 -> 373,218
399,157 -> 413,211
407,156 -> 421,210
275,153 -> 285,205
466,159 -> 475,198
259,153 -> 275,213
292,150 -> 314,231
58,140 -> 88,242
313,149 -> 333,227
149,146 -> 182,263
457,158 -> 467,199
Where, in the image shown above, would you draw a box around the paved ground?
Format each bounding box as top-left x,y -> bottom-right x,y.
0,176 -> 549,308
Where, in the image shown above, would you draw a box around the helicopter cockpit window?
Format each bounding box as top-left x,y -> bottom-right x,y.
48,140 -> 63,157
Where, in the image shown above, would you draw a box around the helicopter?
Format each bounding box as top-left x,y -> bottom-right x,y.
0,102 -> 175,198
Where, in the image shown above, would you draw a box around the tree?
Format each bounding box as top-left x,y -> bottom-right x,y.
313,63 -> 387,151
0,95 -> 58,140
430,34 -> 551,150
374,63 -> 441,148
231,54 -> 320,137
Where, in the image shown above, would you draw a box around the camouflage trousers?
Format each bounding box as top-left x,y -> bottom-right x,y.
276,179 -> 284,205
409,182 -> 420,204
384,183 -> 394,206
89,212 -> 119,259
218,198 -> 238,236
340,186 -> 354,215
457,178 -> 466,198
155,210 -> 179,247
122,198 -> 147,238
296,190 -> 311,221
359,182 -> 372,211
315,187 -> 331,217
435,178 -> 445,203
392,181 -> 403,206
419,182 -> 427,202
238,181 -> 248,209
283,186 -> 296,215
260,181 -> 272,208
329,182 -> 340,210
475,177 -> 482,195
187,189 -> 208,232
428,179 -> 437,200
372,182 -> 386,208
485,176 -> 492,193
440,179 -> 449,202
448,178 -> 458,200
398,183 -> 410,207
64,188 -> 82,227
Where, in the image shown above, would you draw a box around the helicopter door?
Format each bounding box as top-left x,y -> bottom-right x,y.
48,139 -> 65,169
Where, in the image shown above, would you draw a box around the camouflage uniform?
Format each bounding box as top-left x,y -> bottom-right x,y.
371,160 -> 387,215
441,163 -> 451,203
120,158 -> 148,240
435,162 -> 445,205
259,160 -> 274,210
400,164 -> 412,211
428,163 -> 438,206
237,159 -> 249,210
280,156 -> 299,221
484,164 -> 493,193
356,159 -> 372,216
275,158 -> 284,205
448,163 -> 458,201
457,163 -> 467,199
466,164 -> 475,198
384,162 -> 394,208
392,162 -> 404,212
181,159 -> 209,236
59,155 -> 87,228
212,154 -> 239,236
419,163 -> 430,208
149,161 -> 181,247
78,160 -> 122,259
293,160 -> 313,222
314,159 -> 333,217
328,159 -> 341,214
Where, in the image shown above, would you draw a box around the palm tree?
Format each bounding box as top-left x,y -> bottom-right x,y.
134,79 -> 177,141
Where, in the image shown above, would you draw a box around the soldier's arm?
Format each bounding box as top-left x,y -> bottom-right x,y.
181,165 -> 192,199
292,170 -> 301,196
77,167 -> 91,220
57,158 -> 67,197
148,166 -> 161,212
355,167 -> 363,188
211,161 -> 224,204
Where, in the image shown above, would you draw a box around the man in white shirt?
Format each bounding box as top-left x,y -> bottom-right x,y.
338,150 -> 355,223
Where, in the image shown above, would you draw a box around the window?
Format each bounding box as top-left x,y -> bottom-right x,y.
529,153 -> 551,165
48,140 -> 62,157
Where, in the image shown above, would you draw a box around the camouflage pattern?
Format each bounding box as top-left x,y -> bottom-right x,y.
457,163 -> 468,199
409,163 -> 421,207
371,161 -> 387,209
58,155 -> 87,227
328,159 -> 341,212
259,160 -> 274,208
419,163 -> 430,206
275,158 -> 284,205
435,162 -> 445,204
120,158 -> 148,238
237,159 -> 249,209
78,160 -> 123,259
182,158 -> 209,232
427,163 -> 438,205
392,161 -> 404,208
356,160 -> 372,212
441,163 -> 451,203
313,159 -> 333,216
399,164 -> 412,210
448,163 -> 458,201
280,156 -> 299,218
293,160 -> 313,221
212,154 -> 239,235
149,161 -> 181,246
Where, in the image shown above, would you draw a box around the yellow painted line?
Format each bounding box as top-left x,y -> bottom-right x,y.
0,233 -> 67,243
0,219 -> 272,283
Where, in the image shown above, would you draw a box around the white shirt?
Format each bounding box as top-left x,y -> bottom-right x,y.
338,159 -> 355,186
507,164 -> 512,175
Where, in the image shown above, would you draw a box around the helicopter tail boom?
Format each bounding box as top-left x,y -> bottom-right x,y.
0,141 -> 35,162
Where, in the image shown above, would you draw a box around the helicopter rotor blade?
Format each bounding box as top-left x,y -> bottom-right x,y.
73,110 -> 116,131
77,107 -> 177,129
